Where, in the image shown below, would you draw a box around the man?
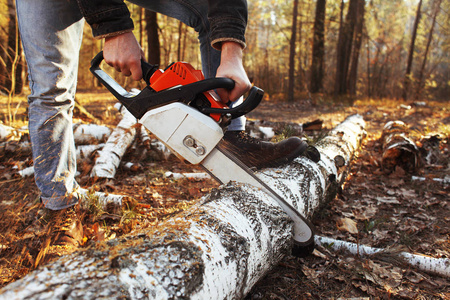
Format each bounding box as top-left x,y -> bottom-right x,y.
16,0 -> 312,249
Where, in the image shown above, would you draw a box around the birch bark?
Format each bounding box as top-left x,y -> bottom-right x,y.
90,105 -> 138,178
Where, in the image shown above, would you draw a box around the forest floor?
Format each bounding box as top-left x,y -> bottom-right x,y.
0,91 -> 449,299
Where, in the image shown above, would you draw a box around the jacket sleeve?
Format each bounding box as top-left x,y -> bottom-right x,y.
76,0 -> 134,39
208,0 -> 248,50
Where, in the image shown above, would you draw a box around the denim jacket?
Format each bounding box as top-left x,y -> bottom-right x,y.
76,0 -> 248,49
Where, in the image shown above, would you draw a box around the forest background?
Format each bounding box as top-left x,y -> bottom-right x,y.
0,0 -> 448,110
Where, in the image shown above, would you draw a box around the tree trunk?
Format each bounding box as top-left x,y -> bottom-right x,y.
90,105 -> 138,179
402,0 -> 423,100
347,0 -> 365,96
3,0 -> 23,95
315,236 -> 450,278
310,0 -> 326,93
381,120 -> 419,173
73,123 -> 112,145
145,10 -> 161,65
0,123 -> 16,141
0,115 -> 366,299
415,0 -> 441,100
296,13 -> 303,89
334,0 -> 358,96
288,0 -> 299,102
366,39 -> 371,98
177,21 -> 186,62
0,35 -> 5,91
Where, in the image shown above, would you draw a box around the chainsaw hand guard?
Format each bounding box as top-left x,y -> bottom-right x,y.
90,51 -> 263,122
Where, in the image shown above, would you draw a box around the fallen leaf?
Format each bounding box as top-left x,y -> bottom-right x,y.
152,192 -> 163,200
301,265 -> 320,285
376,196 -> 400,204
371,229 -> 390,241
312,248 -> 327,259
354,205 -> 378,220
337,217 -> 359,234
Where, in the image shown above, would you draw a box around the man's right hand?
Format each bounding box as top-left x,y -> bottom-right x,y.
103,32 -> 145,81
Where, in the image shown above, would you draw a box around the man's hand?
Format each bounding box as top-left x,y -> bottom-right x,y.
216,42 -> 251,103
103,32 -> 145,81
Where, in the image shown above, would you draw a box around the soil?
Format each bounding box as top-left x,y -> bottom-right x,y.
0,92 -> 448,299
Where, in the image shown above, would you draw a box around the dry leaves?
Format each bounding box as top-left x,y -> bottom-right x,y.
337,217 -> 359,234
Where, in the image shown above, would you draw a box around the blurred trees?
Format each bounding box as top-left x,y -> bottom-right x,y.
403,0 -> 423,100
1,0 -> 22,95
288,0 -> 300,102
145,10 -> 160,65
0,0 -> 448,101
334,0 -> 363,96
310,0 -> 327,93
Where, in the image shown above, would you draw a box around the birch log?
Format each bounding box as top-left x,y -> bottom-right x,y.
0,124 -> 27,142
0,114 -> 366,299
381,120 -> 419,172
76,144 -> 105,161
0,124 -> 110,157
73,123 -> 112,145
315,236 -> 450,278
90,104 -> 138,178
0,140 -> 32,156
0,123 -> 14,141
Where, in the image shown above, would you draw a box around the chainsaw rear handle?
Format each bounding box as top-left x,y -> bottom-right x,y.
90,51 -> 263,120
198,87 -> 263,119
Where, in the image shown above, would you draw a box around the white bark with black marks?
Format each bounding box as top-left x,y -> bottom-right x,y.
90,105 -> 138,178
381,120 -> 419,172
315,236 -> 450,278
73,123 -> 112,145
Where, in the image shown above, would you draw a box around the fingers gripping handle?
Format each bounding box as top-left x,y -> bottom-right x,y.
90,51 -> 135,102
199,86 -> 264,119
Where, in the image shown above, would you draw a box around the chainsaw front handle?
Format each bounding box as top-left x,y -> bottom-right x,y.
90,51 -> 263,120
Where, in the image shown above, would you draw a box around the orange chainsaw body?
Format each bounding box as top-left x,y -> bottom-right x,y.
149,62 -> 227,122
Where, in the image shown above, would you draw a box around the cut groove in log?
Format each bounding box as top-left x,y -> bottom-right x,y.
0,114 -> 366,299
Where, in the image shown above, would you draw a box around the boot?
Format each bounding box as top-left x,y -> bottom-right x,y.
40,206 -> 83,247
222,130 -> 319,169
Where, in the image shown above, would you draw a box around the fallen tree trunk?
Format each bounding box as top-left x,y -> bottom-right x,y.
0,140 -> 32,156
73,123 -> 112,145
14,144 -> 105,178
0,123 -> 27,143
90,104 -> 138,178
315,236 -> 450,278
0,123 -> 15,141
381,120 -> 419,173
0,114 -> 365,299
1,123 -> 110,158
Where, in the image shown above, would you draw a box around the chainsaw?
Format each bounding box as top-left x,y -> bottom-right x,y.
90,52 -> 315,256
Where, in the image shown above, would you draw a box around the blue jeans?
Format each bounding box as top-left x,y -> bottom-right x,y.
16,0 -> 245,210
